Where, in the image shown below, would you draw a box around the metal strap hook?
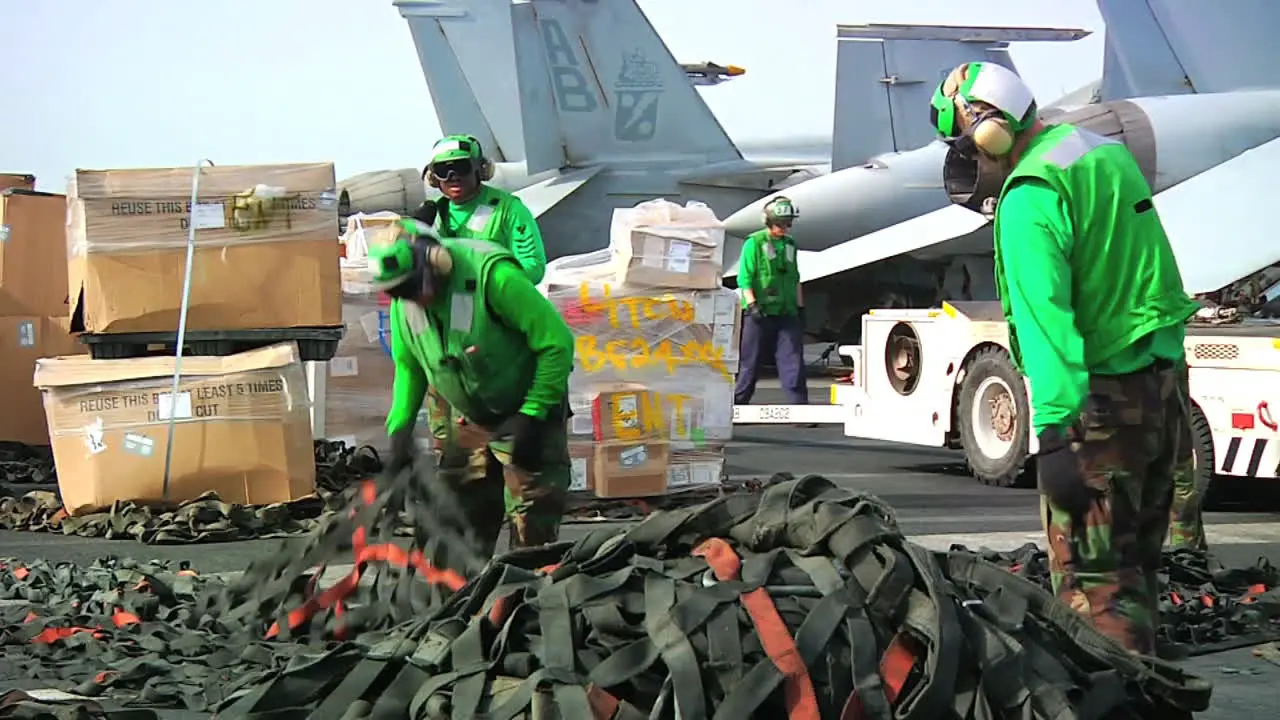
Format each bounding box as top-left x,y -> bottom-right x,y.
161,158 -> 216,503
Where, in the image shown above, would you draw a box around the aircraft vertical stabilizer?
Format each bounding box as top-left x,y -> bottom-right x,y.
523,0 -> 741,167
395,0 -> 525,162
831,25 -> 1089,171
1098,0 -> 1280,99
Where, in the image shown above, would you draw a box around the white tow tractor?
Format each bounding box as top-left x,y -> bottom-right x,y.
733,301 -> 1280,491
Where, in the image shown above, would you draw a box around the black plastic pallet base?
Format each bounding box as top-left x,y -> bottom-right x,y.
78,326 -> 346,362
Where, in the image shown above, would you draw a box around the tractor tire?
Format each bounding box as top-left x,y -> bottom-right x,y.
956,347 -> 1034,488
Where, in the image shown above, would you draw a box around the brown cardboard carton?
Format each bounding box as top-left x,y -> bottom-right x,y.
0,190 -> 71,317
35,343 -> 317,515
324,297 -> 396,449
0,315 -> 84,444
590,384 -> 664,442
0,174 -> 35,193
66,163 -> 343,334
608,201 -> 725,290
667,446 -> 726,492
591,440 -> 670,498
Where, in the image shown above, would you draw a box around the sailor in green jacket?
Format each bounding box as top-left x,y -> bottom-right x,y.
413,134 -> 547,284
369,218 -> 574,554
931,62 -> 1203,655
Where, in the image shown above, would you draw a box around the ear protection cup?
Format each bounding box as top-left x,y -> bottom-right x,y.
953,95 -> 1016,157
971,115 -> 1015,156
464,135 -> 496,182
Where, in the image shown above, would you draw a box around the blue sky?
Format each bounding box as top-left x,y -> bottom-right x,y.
1,0 -> 1104,191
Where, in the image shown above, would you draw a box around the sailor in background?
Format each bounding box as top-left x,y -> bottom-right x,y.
734,197 -> 811,419
413,134 -> 547,284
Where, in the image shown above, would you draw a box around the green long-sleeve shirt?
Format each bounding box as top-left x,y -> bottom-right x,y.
997,179 -> 1186,433
386,258 -> 573,435
441,186 -> 547,284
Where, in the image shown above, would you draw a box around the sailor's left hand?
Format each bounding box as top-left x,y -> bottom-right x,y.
1036,427 -> 1098,521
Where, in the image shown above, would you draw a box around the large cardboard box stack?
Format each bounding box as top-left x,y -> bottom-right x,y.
544,199 -> 738,498
66,163 -> 343,334
34,344 -> 317,515
323,212 -> 404,447
0,187 -> 86,445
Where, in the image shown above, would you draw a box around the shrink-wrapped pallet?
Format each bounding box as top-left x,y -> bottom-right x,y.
545,249 -> 737,497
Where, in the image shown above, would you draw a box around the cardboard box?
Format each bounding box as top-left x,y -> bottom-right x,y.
667,448 -> 726,491
609,200 -> 725,290
580,379 -> 733,444
0,174 -> 35,193
0,190 -> 72,317
590,385 -> 663,442
0,316 -> 84,445
66,163 -> 343,334
592,440 -> 670,498
323,298 -> 396,449
34,343 -> 317,515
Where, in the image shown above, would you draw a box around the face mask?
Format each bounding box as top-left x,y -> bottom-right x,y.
942,144 -> 1012,216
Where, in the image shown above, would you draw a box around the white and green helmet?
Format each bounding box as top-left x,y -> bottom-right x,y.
930,62 -> 1037,139
763,196 -> 799,222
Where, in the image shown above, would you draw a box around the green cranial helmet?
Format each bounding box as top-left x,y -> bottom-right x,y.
368,218 -> 437,291
930,62 -> 1037,139
763,196 -> 799,223
429,134 -> 484,167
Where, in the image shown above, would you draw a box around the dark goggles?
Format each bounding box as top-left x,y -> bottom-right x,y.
430,158 -> 476,182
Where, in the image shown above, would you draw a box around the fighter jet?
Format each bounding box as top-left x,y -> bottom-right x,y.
777,0 -> 1280,320
341,0 -> 1084,266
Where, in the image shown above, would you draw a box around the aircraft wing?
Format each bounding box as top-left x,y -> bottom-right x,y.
798,205 -> 992,283
774,135 -> 1280,293
512,166 -> 603,219
1156,136 -> 1280,294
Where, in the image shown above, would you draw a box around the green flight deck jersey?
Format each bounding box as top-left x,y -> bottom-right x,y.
738,229 -> 800,316
385,238 -> 574,435
993,123 -> 1199,432
431,185 -> 547,285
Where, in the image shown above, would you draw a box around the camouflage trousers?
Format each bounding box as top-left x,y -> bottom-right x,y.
426,390 -> 570,557
1041,359 -> 1195,655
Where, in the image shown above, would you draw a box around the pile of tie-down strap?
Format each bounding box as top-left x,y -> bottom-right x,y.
0,440 -> 735,544
1,462 -> 1278,719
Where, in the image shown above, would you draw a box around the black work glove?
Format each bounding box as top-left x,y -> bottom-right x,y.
1036,426 -> 1097,522
411,200 -> 438,226
797,305 -> 807,329
745,302 -> 761,318
497,412 -> 546,473
387,427 -> 417,475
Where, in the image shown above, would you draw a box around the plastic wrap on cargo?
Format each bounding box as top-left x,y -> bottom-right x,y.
539,248 -> 618,296
324,296 -> 396,449
550,280 -> 741,387
608,199 -> 726,289
66,163 -> 339,255
340,212 -> 402,297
